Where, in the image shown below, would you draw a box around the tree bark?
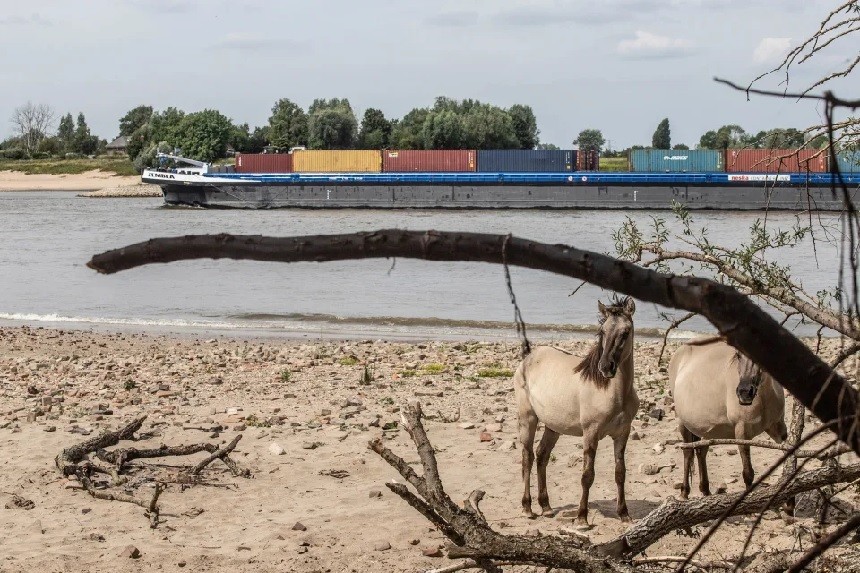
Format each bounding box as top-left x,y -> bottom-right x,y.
87,231 -> 860,454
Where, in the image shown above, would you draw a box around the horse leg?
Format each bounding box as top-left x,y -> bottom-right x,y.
680,424 -> 697,500
519,413 -> 539,518
739,444 -> 754,490
613,429 -> 632,522
575,431 -> 598,528
535,428 -> 560,516
695,441 -> 711,496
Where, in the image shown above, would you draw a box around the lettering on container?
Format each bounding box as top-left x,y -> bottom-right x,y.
727,174 -> 791,182
663,155 -> 689,161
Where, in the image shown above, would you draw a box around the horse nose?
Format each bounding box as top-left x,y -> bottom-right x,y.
737,385 -> 756,405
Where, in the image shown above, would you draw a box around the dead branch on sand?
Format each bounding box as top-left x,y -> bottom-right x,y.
55,415 -> 250,527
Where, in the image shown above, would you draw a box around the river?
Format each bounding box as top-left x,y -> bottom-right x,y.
0,192 -> 845,340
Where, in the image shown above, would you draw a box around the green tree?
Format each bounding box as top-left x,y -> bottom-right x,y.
536,143 -> 560,150
119,105 -> 153,137
173,109 -> 233,161
508,104 -> 540,149
389,108 -> 428,149
461,104 -> 519,149
422,110 -> 465,149
307,99 -> 357,149
248,126 -> 269,153
652,118 -> 671,149
699,124 -> 745,149
73,112 -> 99,155
268,98 -> 308,150
149,107 -> 186,147
574,129 -> 605,153
358,108 -> 392,149
672,143 -> 690,150
57,113 -> 74,152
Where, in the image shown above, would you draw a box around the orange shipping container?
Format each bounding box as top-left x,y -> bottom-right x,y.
292,150 -> 381,173
726,149 -> 827,173
235,153 -> 293,173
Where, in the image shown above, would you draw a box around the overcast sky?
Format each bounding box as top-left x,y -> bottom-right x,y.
0,0 -> 856,149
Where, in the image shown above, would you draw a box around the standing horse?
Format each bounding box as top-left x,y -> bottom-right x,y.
669,337 -> 788,499
514,297 -> 639,526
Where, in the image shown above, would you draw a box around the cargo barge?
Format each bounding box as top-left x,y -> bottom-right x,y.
143,163 -> 860,211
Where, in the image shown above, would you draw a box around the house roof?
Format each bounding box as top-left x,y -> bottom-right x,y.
106,135 -> 128,149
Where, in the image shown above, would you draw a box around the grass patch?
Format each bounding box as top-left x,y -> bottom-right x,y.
339,356 -> 359,366
400,369 -> 417,378
476,367 -> 514,378
422,363 -> 447,374
0,157 -> 137,176
599,157 -> 628,172
279,369 -> 292,383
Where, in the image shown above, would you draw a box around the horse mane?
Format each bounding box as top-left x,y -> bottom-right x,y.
573,333 -> 611,388
687,335 -> 726,347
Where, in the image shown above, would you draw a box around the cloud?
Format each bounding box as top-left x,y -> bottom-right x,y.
753,37 -> 791,64
491,7 -> 577,26
0,13 -> 50,26
425,11 -> 479,27
213,33 -> 302,52
491,1 -> 662,27
126,0 -> 197,13
616,30 -> 694,59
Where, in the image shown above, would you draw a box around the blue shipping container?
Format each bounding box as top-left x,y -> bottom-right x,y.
629,149 -> 724,172
477,149 -> 575,172
836,150 -> 860,173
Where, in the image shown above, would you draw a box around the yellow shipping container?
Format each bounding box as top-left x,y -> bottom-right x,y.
293,150 -> 382,173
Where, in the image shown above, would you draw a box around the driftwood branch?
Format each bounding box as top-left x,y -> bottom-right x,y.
368,401 -> 630,573
87,231 -> 860,454
186,434 -> 248,477
55,415 -> 146,476
677,439 -> 853,459
597,462 -> 860,558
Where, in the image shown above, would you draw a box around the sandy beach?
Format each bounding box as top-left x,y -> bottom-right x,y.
0,169 -> 149,194
0,326 -> 857,572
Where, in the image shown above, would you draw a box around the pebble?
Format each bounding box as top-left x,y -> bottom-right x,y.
292,522 -> 307,531
716,482 -> 728,494
649,408 -> 665,421
479,432 -> 493,442
458,422 -> 475,430
408,539 -> 420,546
268,443 -> 285,456
369,490 -> 383,498
301,441 -> 322,450
374,541 -> 391,551
121,545 -> 141,559
630,431 -> 641,440
422,546 -> 443,557
639,463 -> 660,476
652,443 -> 665,454
484,423 -> 502,432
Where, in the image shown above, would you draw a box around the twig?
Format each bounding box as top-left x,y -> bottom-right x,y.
55,415 -> 146,476
187,434 -> 247,476
657,311 -> 697,364
633,555 -> 734,570
677,439 -> 852,459
786,512 -> 860,572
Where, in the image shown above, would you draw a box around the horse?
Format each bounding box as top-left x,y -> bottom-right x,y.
514,296 -> 639,527
669,337 -> 788,500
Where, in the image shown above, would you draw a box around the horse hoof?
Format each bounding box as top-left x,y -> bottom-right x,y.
540,507 -> 555,517
619,514 -> 633,524
523,509 -> 537,519
574,519 -> 592,531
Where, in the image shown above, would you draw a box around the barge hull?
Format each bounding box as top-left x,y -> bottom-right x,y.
161,183 -> 852,211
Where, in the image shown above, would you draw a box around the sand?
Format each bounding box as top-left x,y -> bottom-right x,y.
0,326 -> 857,572
0,170 -> 140,192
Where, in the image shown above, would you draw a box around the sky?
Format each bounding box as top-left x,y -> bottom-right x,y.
0,0 -> 857,149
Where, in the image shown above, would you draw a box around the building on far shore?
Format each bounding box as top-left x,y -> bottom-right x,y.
105,136 -> 128,156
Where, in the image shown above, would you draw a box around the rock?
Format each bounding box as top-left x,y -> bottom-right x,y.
673,481 -> 684,490
268,443 -> 285,456
320,409 -> 332,417
408,538 -> 420,545
484,423 -> 502,432
369,490 -> 383,498
716,482 -> 728,494
630,431 -> 641,440
121,545 -> 141,559
652,443 -> 665,455
291,522 -> 307,531
639,463 -> 660,476
178,561 -> 186,568
727,449 -> 737,456
458,422 -> 475,430
499,440 -> 516,450
5,495 -> 34,510
649,408 -> 665,421
422,546 -> 443,557
374,541 -> 391,551
301,441 -> 322,450
297,546 -> 308,554
479,432 -> 493,442
525,528 -> 540,536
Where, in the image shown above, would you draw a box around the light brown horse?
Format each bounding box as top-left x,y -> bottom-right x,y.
669,337 -> 788,499
514,297 -> 639,527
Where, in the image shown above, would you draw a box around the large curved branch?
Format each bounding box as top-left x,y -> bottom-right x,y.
87,230 -> 860,454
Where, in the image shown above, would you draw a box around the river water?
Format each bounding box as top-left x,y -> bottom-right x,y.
0,192 -> 845,340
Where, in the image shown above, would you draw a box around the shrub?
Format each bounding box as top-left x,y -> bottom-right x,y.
1,148 -> 27,160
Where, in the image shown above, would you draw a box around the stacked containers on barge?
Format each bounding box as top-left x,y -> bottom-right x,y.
382,150 -> 476,172
476,149 -> 575,172
293,150 -> 382,173
726,149 -> 827,173
577,150 -> 599,171
835,150 -> 860,173
235,153 -> 293,173
629,149 -> 723,172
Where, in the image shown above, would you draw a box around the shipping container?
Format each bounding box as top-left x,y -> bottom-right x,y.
835,150 -> 860,173
235,153 -> 293,173
383,150 -> 476,172
577,150 -> 599,171
629,149 -> 723,172
726,149 -> 827,173
476,149 -> 575,172
293,150 -> 381,173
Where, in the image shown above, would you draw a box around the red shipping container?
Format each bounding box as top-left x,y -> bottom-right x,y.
725,149 -> 827,173
235,153 -> 293,173
382,150 -> 476,172
577,150 -> 599,171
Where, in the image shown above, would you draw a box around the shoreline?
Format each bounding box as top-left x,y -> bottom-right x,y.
0,169 -> 143,193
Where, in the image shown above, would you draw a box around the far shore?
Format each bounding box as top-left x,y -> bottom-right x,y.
0,169 -> 145,193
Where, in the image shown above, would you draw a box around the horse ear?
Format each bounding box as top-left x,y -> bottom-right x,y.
623,296 -> 636,316
598,301 -> 607,317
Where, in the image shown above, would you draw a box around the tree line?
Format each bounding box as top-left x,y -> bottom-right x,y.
1,99 -> 834,168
